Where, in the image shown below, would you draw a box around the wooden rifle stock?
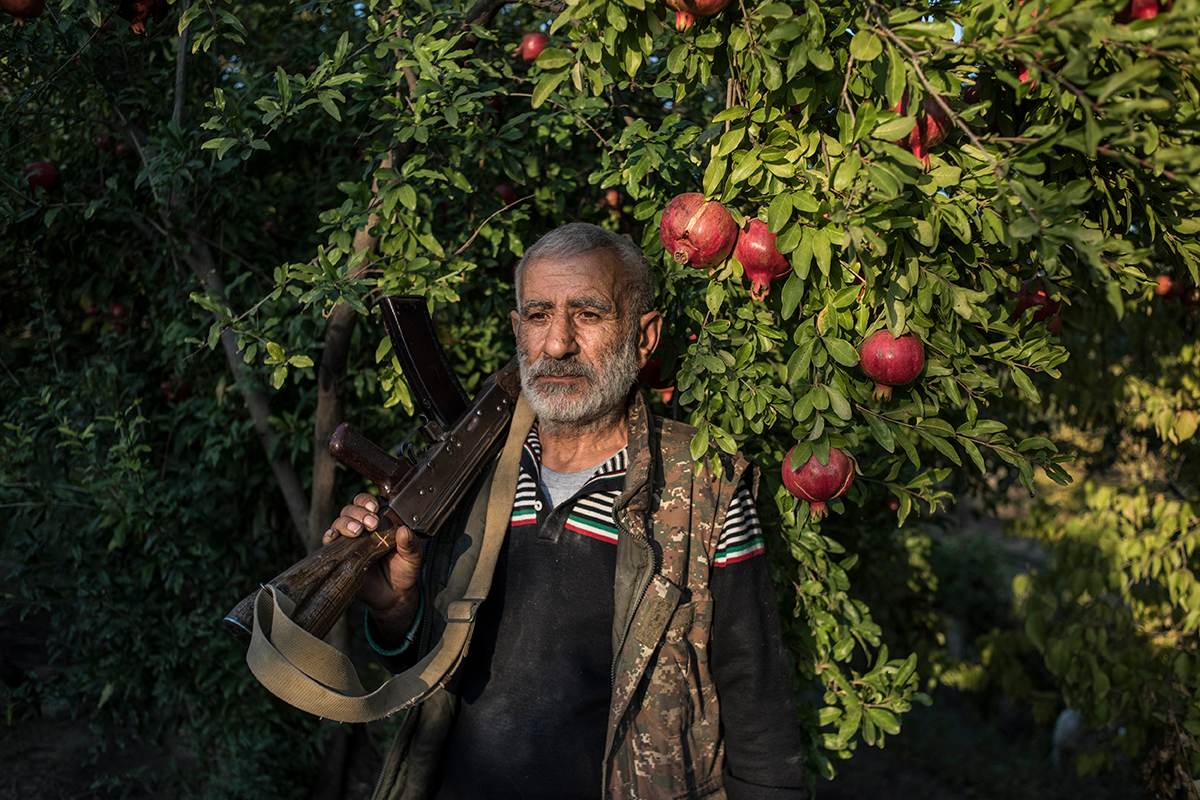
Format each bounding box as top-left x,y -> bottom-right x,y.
223,299 -> 522,645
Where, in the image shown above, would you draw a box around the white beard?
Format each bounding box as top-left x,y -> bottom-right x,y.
517,325 -> 640,433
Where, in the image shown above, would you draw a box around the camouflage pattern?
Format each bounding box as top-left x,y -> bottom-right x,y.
604,392 -> 750,800
372,391 -> 751,800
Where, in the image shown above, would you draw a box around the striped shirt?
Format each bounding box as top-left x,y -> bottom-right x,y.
511,425 -> 765,564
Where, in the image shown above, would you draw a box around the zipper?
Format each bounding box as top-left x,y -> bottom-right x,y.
609,507 -> 659,687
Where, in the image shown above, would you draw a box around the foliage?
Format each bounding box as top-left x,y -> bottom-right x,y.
999,288 -> 1200,796
3,0 -> 1200,794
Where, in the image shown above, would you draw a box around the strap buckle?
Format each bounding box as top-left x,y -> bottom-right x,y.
446,598 -> 483,623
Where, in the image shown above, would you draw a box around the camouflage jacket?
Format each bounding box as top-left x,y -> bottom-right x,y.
372,391 -> 751,800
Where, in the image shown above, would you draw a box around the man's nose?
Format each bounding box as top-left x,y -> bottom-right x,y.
542,314 -> 579,359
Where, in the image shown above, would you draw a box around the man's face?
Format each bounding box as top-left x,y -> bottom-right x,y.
511,249 -> 660,432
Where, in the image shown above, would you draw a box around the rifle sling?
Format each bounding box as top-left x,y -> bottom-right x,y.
244,394 -> 536,723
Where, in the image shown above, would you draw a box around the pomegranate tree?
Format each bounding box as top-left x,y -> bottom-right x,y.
734,218 -> 790,301
892,92 -> 951,168
662,0 -> 734,30
2,0 -> 44,24
858,330 -> 925,400
659,193 -> 738,269
515,31 -> 549,63
781,446 -> 856,519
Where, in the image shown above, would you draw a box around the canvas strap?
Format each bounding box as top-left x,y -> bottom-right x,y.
244,394 -> 535,723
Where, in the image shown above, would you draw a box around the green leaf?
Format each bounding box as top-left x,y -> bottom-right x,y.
824,337 -> 859,366
1010,366 -> 1041,403
849,31 -> 882,61
866,414 -> 895,452
767,193 -> 793,234
826,384 -> 852,420
873,116 -> 915,141
535,47 -> 574,70
729,150 -> 762,185
531,71 -> 568,109
961,437 -> 985,474
866,708 -> 901,735
781,273 -> 804,320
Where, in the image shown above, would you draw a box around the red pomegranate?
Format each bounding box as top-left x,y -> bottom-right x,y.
638,354 -> 678,402
603,189 -> 624,210
1115,0 -> 1170,22
515,31 -> 549,63
662,0 -> 734,30
494,184 -> 518,206
24,160 -> 60,191
892,92 -> 951,168
859,330 -> 925,400
781,446 -> 856,519
1155,274 -> 1184,298
2,0 -> 44,23
114,0 -> 168,34
3,0 -> 43,23
734,218 -> 790,301
659,193 -> 738,269
1014,280 -> 1062,331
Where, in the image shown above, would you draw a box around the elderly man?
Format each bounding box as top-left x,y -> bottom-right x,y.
326,223 -> 807,800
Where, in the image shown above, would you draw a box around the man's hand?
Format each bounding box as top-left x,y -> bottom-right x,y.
323,493 -> 424,646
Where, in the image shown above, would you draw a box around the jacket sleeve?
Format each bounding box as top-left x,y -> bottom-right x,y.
710,481 -> 810,800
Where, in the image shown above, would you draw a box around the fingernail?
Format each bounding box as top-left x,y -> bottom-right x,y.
349,521 -> 361,533
366,500 -> 377,513
366,515 -> 378,529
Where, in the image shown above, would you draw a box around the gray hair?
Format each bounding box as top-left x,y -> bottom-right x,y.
514,223 -> 655,321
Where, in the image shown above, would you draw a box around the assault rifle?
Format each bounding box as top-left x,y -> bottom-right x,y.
223,295 -> 521,645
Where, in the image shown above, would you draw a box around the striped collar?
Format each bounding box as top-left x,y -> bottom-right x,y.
510,423 -> 628,543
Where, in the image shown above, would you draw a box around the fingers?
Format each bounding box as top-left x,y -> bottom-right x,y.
322,493 -> 383,545
393,524 -> 422,558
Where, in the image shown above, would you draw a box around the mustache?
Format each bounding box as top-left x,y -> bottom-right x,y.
524,356 -> 598,382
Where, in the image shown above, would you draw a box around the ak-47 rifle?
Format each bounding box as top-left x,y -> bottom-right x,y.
223,295 -> 521,645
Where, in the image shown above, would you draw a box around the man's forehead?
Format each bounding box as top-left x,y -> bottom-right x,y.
518,249 -> 629,305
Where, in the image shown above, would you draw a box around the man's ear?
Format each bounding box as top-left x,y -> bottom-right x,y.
510,309 -> 520,337
637,311 -> 663,368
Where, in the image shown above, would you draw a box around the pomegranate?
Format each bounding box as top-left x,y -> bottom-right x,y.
734,218 -> 790,301
24,161 -> 60,191
1014,280 -> 1062,331
115,0 -> 168,34
781,445 -> 856,519
638,355 -> 678,402
494,184 -> 518,206
515,31 -> 549,63
603,189 -> 624,210
2,0 -> 44,24
858,330 -> 925,400
659,192 -> 738,269
662,0 -> 734,30
1115,0 -> 1170,22
1155,274 -> 1184,298
892,92 -> 951,168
